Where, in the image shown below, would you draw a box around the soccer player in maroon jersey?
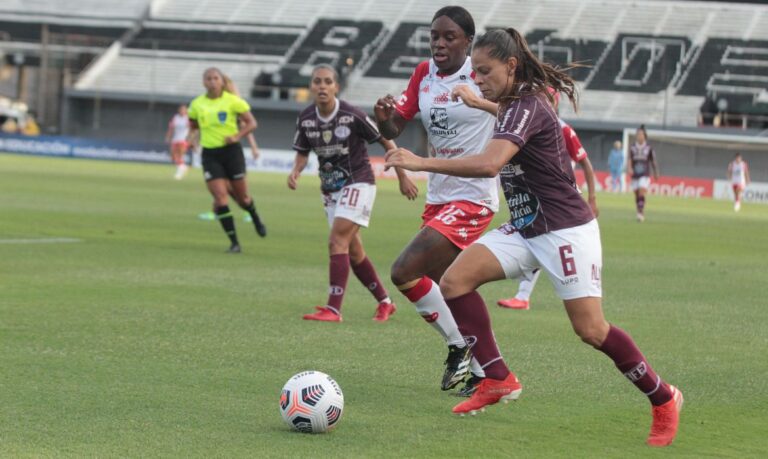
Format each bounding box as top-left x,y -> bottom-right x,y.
498,93 -> 599,311
385,27 -> 682,447
374,6 -> 500,393
627,125 -> 659,222
289,65 -> 418,322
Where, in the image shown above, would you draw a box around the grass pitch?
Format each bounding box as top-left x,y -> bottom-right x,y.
1,154 -> 766,458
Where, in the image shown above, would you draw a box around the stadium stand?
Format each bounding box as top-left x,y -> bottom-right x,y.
3,0 -> 766,129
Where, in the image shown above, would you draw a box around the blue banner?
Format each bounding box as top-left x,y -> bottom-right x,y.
0,133 -> 169,163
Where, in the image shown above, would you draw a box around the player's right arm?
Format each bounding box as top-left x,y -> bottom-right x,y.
374,61 -> 426,139
374,95 -> 407,139
287,152 -> 309,190
165,119 -> 173,144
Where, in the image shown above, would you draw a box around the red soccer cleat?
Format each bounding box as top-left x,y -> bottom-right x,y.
452,372 -> 522,416
647,385 -> 684,447
302,306 -> 342,322
497,298 -> 530,310
372,301 -> 396,322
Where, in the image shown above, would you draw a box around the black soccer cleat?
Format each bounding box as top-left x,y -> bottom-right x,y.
455,374 -> 485,397
441,344 -> 471,391
227,244 -> 242,253
254,220 -> 267,237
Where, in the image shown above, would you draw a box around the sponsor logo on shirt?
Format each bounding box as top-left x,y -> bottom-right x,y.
433,92 -> 450,105
512,109 -> 530,135
301,119 -> 316,128
334,126 -> 351,140
338,115 -> 354,124
306,131 -> 320,139
503,182 -> 539,229
421,85 -> 430,93
501,163 -> 524,177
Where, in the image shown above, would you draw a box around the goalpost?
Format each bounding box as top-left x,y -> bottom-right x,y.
621,128 -> 768,204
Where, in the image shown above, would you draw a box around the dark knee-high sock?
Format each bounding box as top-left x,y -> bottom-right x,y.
326,254 -> 350,314
636,195 -> 646,214
445,291 -> 510,380
598,325 -> 673,406
351,257 -> 389,303
215,205 -> 238,245
241,199 -> 263,225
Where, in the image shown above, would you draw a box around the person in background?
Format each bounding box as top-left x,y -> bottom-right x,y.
727,152 -> 750,212
165,105 -> 191,180
608,140 -> 625,193
627,125 -> 659,222
290,64 -> 418,322
188,67 -> 267,253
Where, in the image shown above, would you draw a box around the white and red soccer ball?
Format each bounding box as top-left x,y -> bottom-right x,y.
279,371 -> 344,433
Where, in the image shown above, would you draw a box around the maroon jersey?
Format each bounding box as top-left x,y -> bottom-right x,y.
293,99 -> 380,192
629,142 -> 655,179
493,92 -> 594,238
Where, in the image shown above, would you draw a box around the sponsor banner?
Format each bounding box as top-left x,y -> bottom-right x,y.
575,170 -> 714,198
713,180 -> 768,204
0,133 -> 168,163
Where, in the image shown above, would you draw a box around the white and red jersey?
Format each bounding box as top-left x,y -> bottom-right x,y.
729,159 -> 749,186
559,119 -> 587,162
169,114 -> 190,143
396,57 -> 499,212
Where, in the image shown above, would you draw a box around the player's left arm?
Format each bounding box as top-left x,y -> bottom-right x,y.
745,162 -> 751,185
379,137 -> 418,200
226,111 -> 257,145
578,156 -> 599,217
651,148 -> 660,180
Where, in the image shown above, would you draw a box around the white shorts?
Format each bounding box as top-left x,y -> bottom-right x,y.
323,183 -> 376,228
477,219 -> 602,300
630,176 -> 651,191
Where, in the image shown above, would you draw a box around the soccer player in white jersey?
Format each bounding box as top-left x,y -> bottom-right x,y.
374,6 -> 499,395
165,105 -> 191,180
728,153 -> 750,212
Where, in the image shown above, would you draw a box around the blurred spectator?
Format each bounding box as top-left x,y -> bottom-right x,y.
607,140 -> 625,193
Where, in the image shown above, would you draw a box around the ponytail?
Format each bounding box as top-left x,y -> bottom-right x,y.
474,28 -> 579,110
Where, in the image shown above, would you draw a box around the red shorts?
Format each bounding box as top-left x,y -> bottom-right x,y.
171,140 -> 189,150
421,200 -> 495,250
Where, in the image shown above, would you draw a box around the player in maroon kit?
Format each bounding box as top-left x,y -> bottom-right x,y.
385,28 -> 682,447
289,65 -> 418,322
498,92 -> 599,310
627,125 -> 659,222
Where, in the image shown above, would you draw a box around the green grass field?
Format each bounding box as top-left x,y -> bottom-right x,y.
1,154 -> 767,458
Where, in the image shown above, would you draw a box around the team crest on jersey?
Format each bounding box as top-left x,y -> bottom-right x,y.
334,125 -> 351,140
429,108 -> 458,138
217,111 -> 227,123
322,130 -> 333,144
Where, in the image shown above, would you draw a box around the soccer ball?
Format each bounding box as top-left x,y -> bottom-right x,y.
279,371 -> 344,433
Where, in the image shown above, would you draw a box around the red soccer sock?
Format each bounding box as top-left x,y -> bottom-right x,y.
326,253 -> 350,314
401,276 -> 432,302
351,256 -> 389,303
599,325 -> 673,406
445,291 -> 510,380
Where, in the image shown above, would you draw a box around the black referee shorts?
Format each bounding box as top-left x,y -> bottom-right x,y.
202,143 -> 246,181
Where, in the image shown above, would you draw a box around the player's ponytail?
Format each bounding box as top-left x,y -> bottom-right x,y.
473,28 -> 578,110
